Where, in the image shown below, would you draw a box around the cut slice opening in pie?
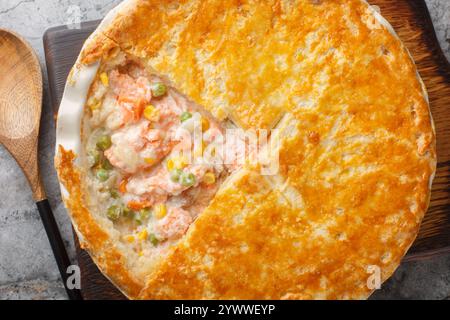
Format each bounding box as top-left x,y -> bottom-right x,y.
81,51 -> 260,263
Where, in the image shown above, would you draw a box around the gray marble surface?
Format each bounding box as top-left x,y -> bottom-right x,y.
0,0 -> 448,300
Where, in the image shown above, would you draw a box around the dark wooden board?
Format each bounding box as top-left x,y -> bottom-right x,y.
43,1 -> 450,300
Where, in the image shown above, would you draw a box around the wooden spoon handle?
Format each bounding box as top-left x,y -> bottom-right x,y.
36,199 -> 83,300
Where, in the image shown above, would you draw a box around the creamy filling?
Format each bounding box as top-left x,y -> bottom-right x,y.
83,57 -> 240,257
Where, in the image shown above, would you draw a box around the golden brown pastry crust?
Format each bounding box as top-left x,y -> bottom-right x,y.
55,0 -> 436,299
55,146 -> 143,298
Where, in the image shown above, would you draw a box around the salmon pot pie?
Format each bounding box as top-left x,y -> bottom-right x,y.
55,0 -> 436,300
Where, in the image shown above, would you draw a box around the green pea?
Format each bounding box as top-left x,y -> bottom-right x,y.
134,211 -> 144,225
148,233 -> 159,246
101,157 -> 114,170
122,206 -> 135,219
180,111 -> 192,123
151,82 -> 167,98
96,169 -> 109,182
140,208 -> 152,220
110,189 -> 120,199
96,135 -> 112,151
106,205 -> 121,221
170,169 -> 183,183
88,150 -> 101,167
180,172 -> 196,187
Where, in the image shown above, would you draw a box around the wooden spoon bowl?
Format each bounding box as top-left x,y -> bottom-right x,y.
0,29 -> 44,199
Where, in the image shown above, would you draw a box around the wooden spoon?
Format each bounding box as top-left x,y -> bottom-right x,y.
0,29 -> 82,300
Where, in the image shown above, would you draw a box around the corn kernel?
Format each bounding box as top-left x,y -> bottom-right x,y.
138,229 -> 148,241
138,251 -> 144,257
203,172 -> 216,185
174,156 -> 188,170
168,156 -> 188,171
89,103 -> 100,111
125,235 -> 135,243
154,204 -> 167,219
167,159 -> 175,171
89,102 -> 101,111
100,72 -> 109,87
201,117 -> 210,132
143,105 -> 160,122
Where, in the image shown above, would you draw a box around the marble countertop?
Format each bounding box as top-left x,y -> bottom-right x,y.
0,0 -> 449,300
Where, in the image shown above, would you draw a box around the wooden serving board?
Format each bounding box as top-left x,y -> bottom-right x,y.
43,1 -> 450,300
